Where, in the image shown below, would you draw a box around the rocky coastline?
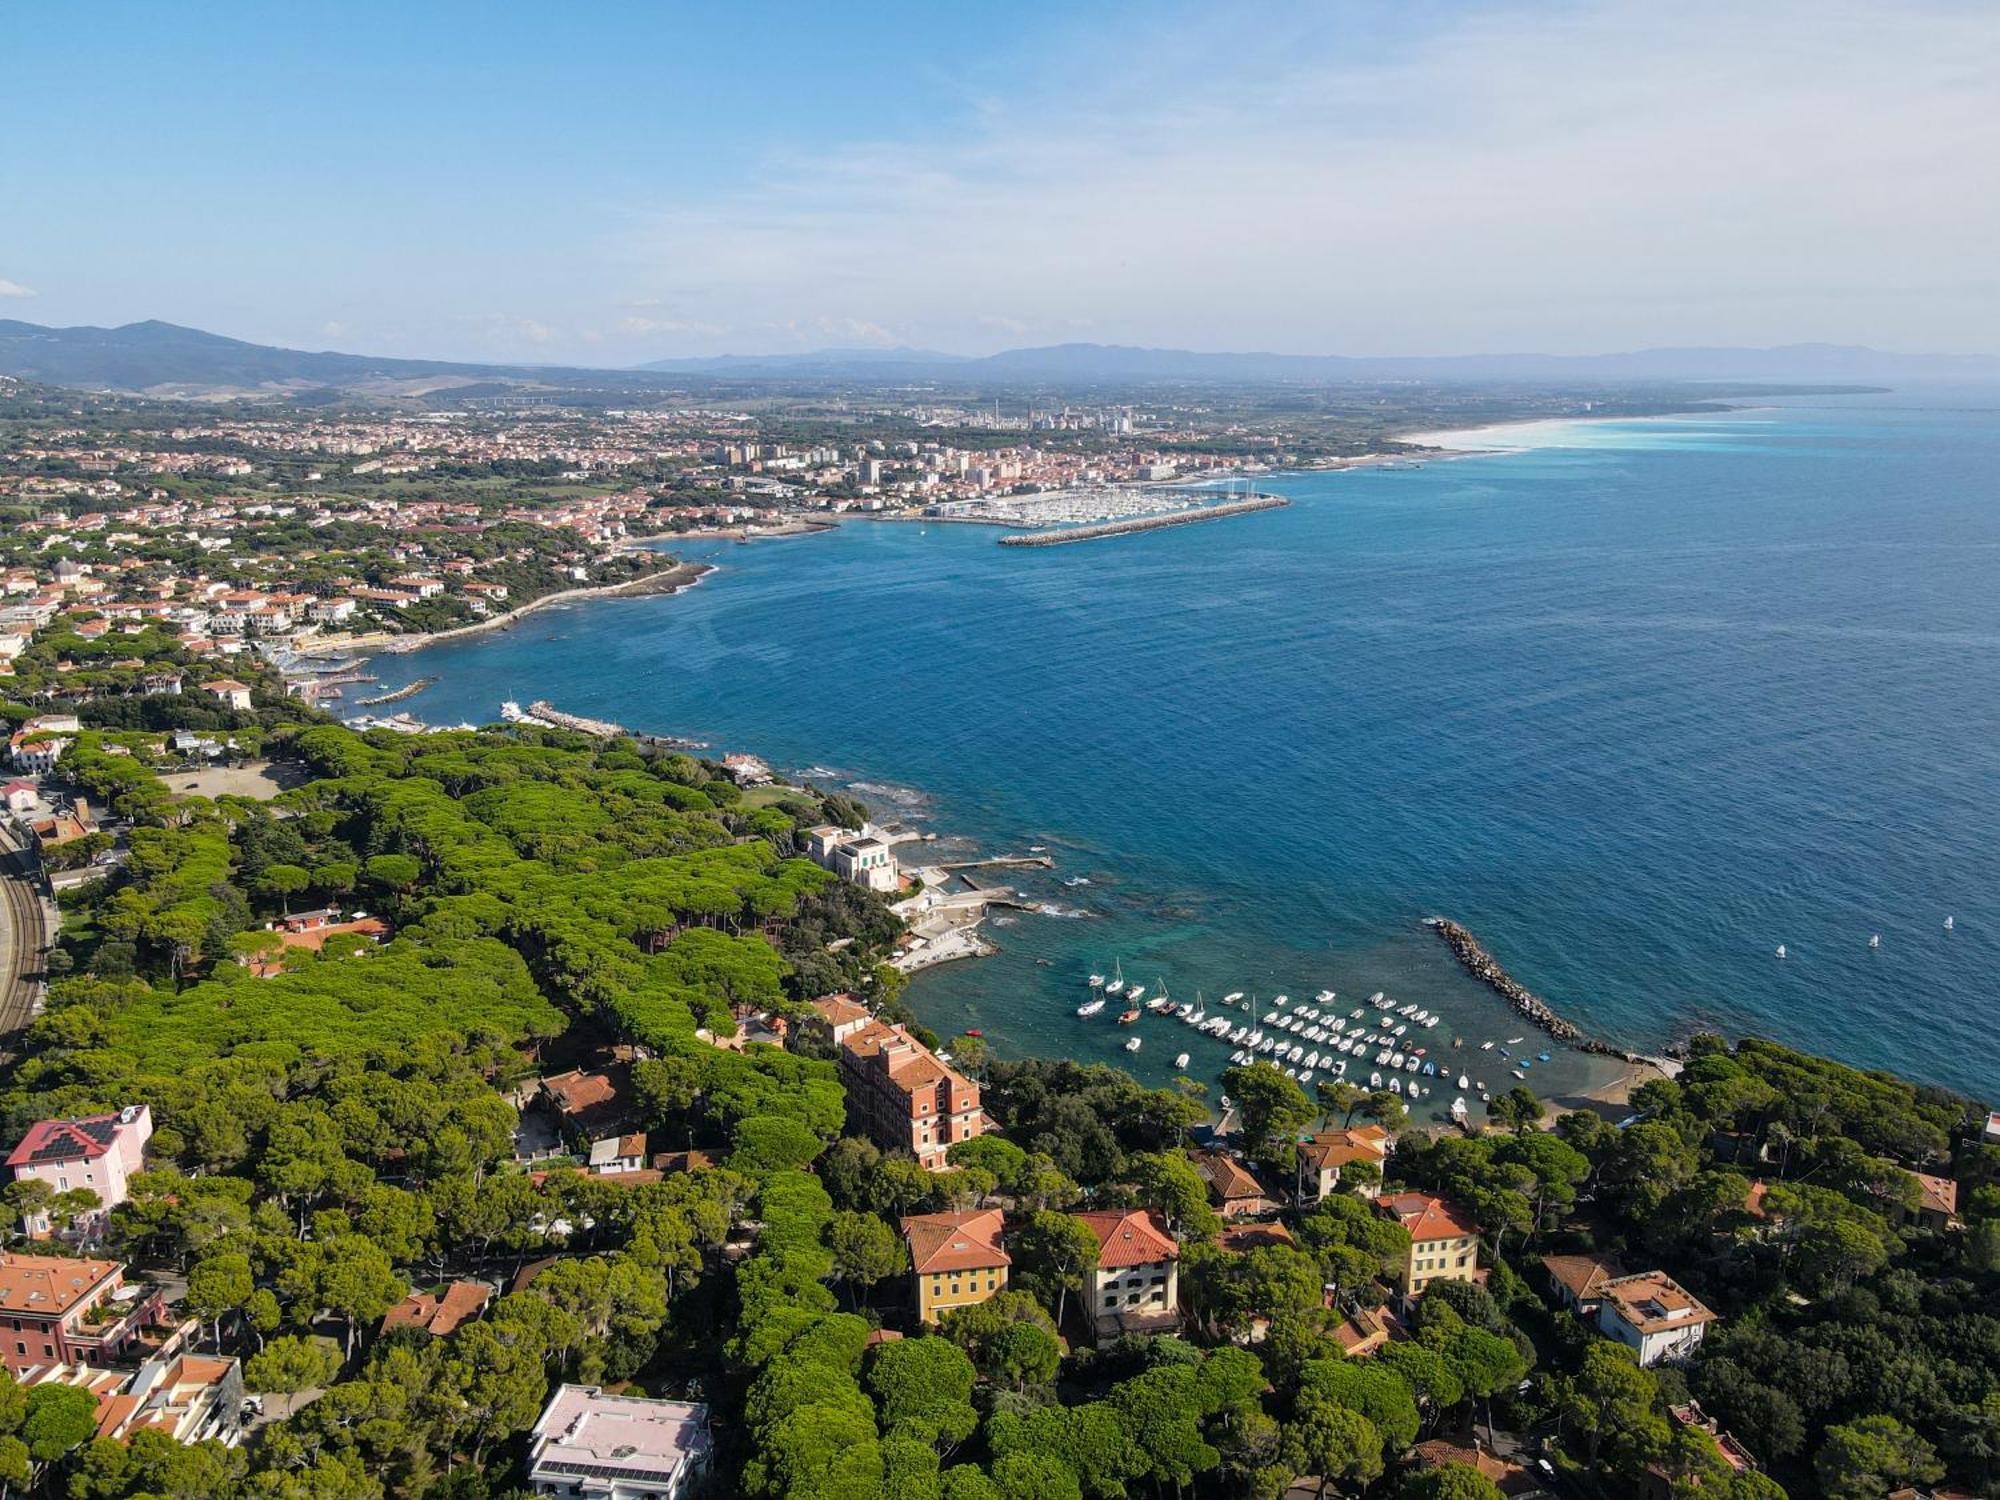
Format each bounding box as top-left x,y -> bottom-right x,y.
1425,916 -> 1632,1060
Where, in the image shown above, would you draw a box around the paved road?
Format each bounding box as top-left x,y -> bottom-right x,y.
0,826 -> 48,1033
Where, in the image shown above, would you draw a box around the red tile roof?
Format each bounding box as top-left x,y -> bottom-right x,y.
902,1209 -> 1010,1274
1076,1208 -> 1179,1269
1380,1192 -> 1481,1243
1542,1253 -> 1625,1303
1298,1125 -> 1391,1172
1911,1171 -> 1959,1218
0,1253 -> 122,1316
6,1114 -> 125,1168
382,1280 -> 491,1337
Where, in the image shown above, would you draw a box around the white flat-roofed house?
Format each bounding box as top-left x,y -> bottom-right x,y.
1596,1271 -> 1717,1366
527,1383 -> 711,1499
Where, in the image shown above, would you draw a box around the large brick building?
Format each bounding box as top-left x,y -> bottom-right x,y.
0,1254 -> 165,1375
830,1013 -> 983,1170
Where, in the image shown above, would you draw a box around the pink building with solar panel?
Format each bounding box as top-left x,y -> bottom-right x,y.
5,1106 -> 152,1235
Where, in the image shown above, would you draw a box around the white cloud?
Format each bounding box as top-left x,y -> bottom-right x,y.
0,279 -> 35,299
620,0 -> 2000,355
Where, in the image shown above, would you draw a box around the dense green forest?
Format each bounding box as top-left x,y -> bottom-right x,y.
0,720 -> 1993,1499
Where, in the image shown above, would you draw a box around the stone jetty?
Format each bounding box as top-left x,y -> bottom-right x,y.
1425,916 -> 1627,1058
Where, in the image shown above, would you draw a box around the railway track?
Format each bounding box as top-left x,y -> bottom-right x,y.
0,828 -> 48,1033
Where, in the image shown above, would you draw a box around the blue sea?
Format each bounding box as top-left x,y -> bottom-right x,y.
364,387 -> 2000,1113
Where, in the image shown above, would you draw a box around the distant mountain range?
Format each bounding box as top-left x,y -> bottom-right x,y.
2,318 -> 1994,395
644,340 -> 2000,383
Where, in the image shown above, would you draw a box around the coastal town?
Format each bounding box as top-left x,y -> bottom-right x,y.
0,364 -> 1992,1500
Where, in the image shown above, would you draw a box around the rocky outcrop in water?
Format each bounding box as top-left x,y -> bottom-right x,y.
1425,916 -> 1628,1058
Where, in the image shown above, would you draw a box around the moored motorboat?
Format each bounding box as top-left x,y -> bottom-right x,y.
1126,1037 -> 1142,1052
1174,1052 -> 1190,1070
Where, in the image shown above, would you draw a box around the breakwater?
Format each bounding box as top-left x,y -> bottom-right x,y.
525,700 -> 627,738
355,676 -> 435,707
1425,916 -> 1627,1058
997,494 -> 1288,547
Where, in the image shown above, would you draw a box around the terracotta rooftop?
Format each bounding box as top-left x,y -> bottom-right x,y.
542,1069 -> 618,1115
1542,1253 -> 1626,1303
1334,1304 -> 1401,1355
0,1253 -> 122,1316
901,1209 -> 1010,1275
1379,1192 -> 1481,1243
810,994 -> 869,1027
1298,1125 -> 1391,1172
1076,1208 -> 1179,1269
1598,1270 -> 1717,1335
1911,1171 -> 1959,1218
1217,1222 -> 1297,1254
1193,1150 -> 1267,1203
382,1280 -> 492,1337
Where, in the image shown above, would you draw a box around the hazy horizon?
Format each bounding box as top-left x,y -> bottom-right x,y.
6,0 -> 1997,365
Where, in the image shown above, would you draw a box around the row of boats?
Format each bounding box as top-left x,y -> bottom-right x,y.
1078,965 -> 1562,1117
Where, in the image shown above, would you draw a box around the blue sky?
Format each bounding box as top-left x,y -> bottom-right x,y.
4,0 -> 1995,363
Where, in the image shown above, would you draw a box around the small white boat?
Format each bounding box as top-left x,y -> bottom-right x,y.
1406,1056 -> 1420,1072
1127,984 -> 1147,1002
1076,998 -> 1106,1017
1285,1066 -> 1298,1079
1773,945 -> 1785,960
1088,973 -> 1105,989
1368,992 -> 1385,1005
1174,1052 -> 1190,1070
1456,1073 -> 1471,1090
1369,1071 -> 1382,1088
1333,1059 -> 1348,1077
1869,934 -> 1880,949
1944,916 -> 1955,931
1274,994 -> 1290,1007
1506,1037 -> 1524,1045
1299,1070 -> 1315,1086
1223,991 -> 1245,1005
1511,1068 -> 1526,1079
1125,1037 -> 1142,1052
1481,1040 -> 1495,1050
1316,989 -> 1336,1004
1390,1078 -> 1404,1095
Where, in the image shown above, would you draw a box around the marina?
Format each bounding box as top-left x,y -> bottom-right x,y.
997,493 -> 1288,547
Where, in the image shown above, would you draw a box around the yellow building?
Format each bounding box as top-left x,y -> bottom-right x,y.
1378,1192 -> 1482,1300
902,1209 -> 1010,1324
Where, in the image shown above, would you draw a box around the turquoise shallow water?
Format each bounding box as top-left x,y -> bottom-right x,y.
364,388 -> 2000,1114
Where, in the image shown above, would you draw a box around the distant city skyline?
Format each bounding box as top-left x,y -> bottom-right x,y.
6,0 -> 1996,365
